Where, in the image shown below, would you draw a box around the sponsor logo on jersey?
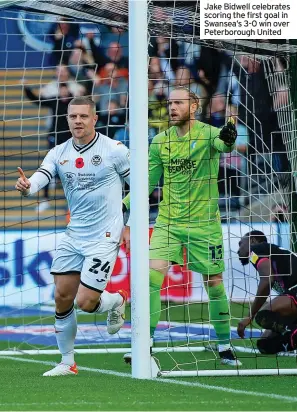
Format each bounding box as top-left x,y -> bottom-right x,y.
250,251 -> 259,264
77,173 -> 96,191
168,158 -> 197,175
59,160 -> 69,165
91,155 -> 102,166
65,172 -> 76,187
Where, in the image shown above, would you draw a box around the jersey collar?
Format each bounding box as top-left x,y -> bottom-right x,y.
72,132 -> 100,154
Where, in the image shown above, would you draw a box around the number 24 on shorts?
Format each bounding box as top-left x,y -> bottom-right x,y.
209,245 -> 223,261
89,258 -> 111,279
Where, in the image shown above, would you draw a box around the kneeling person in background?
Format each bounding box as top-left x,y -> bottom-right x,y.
237,230 -> 297,354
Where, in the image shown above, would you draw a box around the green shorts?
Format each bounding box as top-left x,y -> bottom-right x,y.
149,222 -> 225,275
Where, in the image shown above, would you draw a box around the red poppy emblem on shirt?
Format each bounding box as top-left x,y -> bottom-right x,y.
75,157 -> 84,169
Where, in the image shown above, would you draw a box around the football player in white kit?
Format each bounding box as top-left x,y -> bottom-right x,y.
15,97 -> 130,376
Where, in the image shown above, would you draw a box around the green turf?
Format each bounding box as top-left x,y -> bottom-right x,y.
1,354 -> 297,411
0,301 -> 250,326
1,303 -> 297,410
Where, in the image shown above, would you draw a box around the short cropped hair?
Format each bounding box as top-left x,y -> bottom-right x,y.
244,230 -> 268,243
171,85 -> 200,110
68,96 -> 96,114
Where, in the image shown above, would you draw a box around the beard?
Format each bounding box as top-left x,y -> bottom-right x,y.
169,114 -> 190,126
239,257 -> 249,266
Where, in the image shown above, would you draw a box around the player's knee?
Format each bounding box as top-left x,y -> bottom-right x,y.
206,281 -> 226,299
149,268 -> 165,289
203,273 -> 223,289
55,288 -> 74,307
257,338 -> 272,354
76,296 -> 98,313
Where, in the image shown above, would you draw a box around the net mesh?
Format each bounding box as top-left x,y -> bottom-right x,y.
0,1 -> 297,376
2,0 -> 297,56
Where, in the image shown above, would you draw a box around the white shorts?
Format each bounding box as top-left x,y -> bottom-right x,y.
51,234 -> 119,292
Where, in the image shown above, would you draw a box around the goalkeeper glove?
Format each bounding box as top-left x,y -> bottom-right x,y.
219,119 -> 237,147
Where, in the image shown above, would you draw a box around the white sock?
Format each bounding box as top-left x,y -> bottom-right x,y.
96,291 -> 123,314
218,343 -> 231,353
55,305 -> 77,365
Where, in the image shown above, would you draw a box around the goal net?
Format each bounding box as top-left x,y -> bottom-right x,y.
1,0 -> 297,378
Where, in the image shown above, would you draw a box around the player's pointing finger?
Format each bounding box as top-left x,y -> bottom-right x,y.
17,167 -> 26,179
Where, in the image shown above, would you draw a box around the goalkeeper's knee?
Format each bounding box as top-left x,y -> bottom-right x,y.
149,268 -> 164,291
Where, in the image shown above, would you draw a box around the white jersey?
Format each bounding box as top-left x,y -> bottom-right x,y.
28,132 -> 130,242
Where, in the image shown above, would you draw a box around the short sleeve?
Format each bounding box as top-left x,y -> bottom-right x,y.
113,142 -> 130,179
250,244 -> 270,270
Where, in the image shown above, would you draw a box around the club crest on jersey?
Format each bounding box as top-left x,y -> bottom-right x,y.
91,155 -> 102,166
191,141 -> 197,150
75,157 -> 84,169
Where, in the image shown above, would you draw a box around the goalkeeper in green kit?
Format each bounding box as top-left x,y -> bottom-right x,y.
122,86 -> 241,366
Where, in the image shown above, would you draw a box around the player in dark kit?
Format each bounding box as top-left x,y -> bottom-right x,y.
237,230 -> 297,354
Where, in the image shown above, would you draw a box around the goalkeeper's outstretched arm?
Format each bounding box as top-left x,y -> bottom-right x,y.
211,118 -> 237,153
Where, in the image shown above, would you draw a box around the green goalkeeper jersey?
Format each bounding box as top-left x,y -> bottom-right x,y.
123,120 -> 234,225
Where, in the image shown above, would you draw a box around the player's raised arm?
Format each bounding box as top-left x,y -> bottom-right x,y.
211,117 -> 237,153
15,167 -> 31,195
15,148 -> 57,196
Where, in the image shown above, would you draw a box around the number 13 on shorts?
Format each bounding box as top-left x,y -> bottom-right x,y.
209,244 -> 223,262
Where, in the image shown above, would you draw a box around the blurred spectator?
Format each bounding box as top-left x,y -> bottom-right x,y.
23,82 -> 73,212
192,47 -> 240,127
106,42 -> 128,70
41,65 -> 86,98
86,32 -> 109,74
205,72 -> 240,127
148,36 -> 180,81
88,37 -> 129,80
114,124 -> 129,147
97,100 -> 126,139
218,123 -> 249,210
49,17 -> 80,66
67,40 -> 96,94
93,63 -> 128,115
239,56 -> 288,175
148,80 -> 169,135
149,57 -> 164,81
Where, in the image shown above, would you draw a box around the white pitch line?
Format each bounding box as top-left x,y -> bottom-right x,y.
2,356 -> 297,404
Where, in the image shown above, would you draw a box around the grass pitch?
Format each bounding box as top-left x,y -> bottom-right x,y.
1,303 -> 297,410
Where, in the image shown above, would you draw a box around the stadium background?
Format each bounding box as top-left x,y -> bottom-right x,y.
1,9 -> 291,306
1,2 -> 297,410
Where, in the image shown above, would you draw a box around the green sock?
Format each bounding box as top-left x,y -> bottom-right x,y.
149,268 -> 164,338
207,282 -> 230,346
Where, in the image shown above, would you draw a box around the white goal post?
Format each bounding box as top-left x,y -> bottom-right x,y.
128,0 -> 151,379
